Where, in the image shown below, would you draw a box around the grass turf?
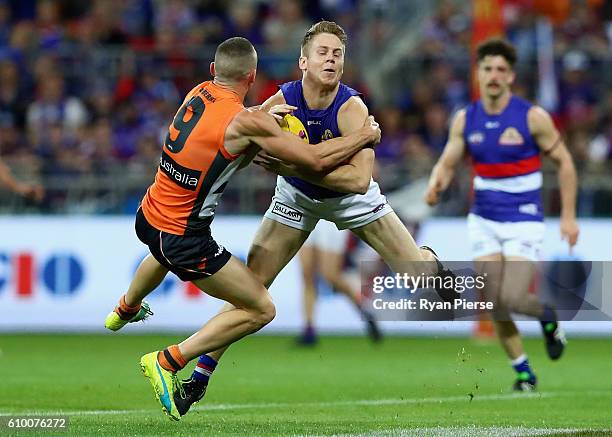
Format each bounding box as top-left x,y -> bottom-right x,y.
0,334 -> 611,436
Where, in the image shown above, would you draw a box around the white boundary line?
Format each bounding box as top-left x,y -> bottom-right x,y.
317,427 -> 612,437
0,390 -> 610,418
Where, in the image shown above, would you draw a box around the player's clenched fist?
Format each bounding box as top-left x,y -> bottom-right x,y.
424,181 -> 442,206
363,115 -> 381,145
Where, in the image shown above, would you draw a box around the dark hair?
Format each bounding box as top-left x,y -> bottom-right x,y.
214,37 -> 257,81
301,21 -> 347,54
476,39 -> 517,67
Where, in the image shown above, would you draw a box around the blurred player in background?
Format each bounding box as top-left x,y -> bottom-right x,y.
298,221 -> 381,345
104,36 -> 380,420
177,21 -> 450,416
0,157 -> 43,201
426,39 -> 579,391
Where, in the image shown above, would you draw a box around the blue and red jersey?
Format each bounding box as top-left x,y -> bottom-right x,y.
464,95 -> 543,222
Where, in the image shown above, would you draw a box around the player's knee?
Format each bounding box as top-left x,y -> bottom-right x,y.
260,298 -> 276,326
250,296 -> 276,331
498,292 -> 521,312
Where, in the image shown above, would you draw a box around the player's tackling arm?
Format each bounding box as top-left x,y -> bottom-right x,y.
528,106 -> 579,247
425,109 -> 466,206
262,97 -> 374,194
226,109 -> 378,172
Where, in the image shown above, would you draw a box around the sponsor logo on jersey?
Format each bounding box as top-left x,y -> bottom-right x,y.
499,127 -> 524,145
307,120 -> 321,126
519,203 -> 539,215
322,129 -> 334,141
467,131 -> 485,144
159,151 -> 202,191
485,121 -> 500,129
271,201 -> 303,222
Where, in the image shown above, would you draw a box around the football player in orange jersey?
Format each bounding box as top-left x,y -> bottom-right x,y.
104,37 -> 381,421
176,21 -> 454,417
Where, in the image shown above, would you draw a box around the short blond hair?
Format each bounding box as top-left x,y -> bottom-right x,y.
301,21 -> 347,56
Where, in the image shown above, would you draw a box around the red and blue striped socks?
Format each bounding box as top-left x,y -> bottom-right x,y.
192,354 -> 217,386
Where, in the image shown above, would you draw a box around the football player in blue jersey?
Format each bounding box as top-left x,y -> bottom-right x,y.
169,20 -> 453,415
426,39 -> 579,391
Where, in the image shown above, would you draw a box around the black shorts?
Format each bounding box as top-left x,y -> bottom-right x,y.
135,208 -> 232,281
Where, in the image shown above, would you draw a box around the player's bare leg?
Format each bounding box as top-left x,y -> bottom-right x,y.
318,249 -> 358,305
501,256 -> 566,361
176,217 -> 310,417
105,255 -> 165,331
178,256 -> 276,358
318,248 -> 382,342
476,253 -> 537,391
208,218 -> 310,358
142,255 -> 276,419
298,245 -> 318,344
499,256 -> 542,317
125,255 -> 169,306
179,216 -> 430,414
350,213 -> 426,269
248,218 -> 311,287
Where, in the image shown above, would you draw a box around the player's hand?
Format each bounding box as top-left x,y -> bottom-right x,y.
560,216 -> 579,249
16,182 -> 44,202
363,115 -> 381,145
268,104 -> 298,121
424,180 -> 442,206
253,151 -> 298,177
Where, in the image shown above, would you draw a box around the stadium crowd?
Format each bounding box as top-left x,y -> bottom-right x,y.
0,0 -> 610,214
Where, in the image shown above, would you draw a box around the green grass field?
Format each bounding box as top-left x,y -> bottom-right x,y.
1,334 -> 611,436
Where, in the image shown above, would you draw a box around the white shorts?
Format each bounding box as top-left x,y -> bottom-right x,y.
264,176 -> 393,232
467,213 -> 545,262
303,219 -> 348,254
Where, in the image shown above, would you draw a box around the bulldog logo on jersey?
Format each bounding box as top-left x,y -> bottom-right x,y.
467,131 -> 485,145
322,129 -> 334,141
499,127 -> 524,146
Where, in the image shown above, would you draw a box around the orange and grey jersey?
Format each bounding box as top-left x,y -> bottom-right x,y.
141,81 -> 247,236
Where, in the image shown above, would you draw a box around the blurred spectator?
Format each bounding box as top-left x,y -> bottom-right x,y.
0,58 -> 27,129
78,118 -> 117,175
419,0 -> 470,60
557,50 -> 597,130
26,73 -> 88,146
112,101 -> 143,161
0,1 -> 11,48
374,106 -> 410,164
420,102 -> 449,155
36,0 -> 63,50
0,0 -> 607,215
263,0 -> 311,55
225,1 -> 264,45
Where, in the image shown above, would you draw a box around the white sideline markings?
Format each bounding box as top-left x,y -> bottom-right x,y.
0,390 -> 609,418
318,427 -> 612,437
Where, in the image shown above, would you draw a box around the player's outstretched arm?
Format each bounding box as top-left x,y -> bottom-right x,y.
528,106 -> 579,247
424,109 -> 466,206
